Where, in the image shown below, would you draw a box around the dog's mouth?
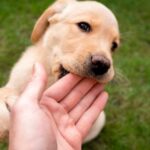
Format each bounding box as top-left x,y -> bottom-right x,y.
58,65 -> 70,79
58,63 -> 113,83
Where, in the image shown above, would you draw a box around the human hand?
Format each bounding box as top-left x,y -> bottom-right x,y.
9,63 -> 108,150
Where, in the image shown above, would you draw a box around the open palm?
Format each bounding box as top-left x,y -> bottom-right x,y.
9,63 -> 108,150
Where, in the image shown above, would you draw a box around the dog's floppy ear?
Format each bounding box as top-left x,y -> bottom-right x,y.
31,0 -> 75,43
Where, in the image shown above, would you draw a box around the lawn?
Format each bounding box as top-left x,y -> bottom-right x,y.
0,0 -> 150,149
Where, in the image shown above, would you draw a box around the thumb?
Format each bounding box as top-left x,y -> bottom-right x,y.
20,63 -> 47,104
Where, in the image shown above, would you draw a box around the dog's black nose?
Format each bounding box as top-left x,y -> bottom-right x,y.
91,55 -> 110,75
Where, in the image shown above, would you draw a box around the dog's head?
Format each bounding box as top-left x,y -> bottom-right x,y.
31,0 -> 120,83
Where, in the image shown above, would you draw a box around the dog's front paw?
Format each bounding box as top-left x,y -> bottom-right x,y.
0,88 -> 18,140
0,101 -> 10,140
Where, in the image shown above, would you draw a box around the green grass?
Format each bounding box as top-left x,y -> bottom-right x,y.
0,0 -> 150,149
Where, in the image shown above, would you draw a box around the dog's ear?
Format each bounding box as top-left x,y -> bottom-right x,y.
31,0 -> 75,43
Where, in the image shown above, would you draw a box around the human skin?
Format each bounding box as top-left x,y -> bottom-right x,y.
9,63 -> 108,150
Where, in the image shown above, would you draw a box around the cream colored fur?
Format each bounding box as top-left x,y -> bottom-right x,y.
0,0 -> 120,141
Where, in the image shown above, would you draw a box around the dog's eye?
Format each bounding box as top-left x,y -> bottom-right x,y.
111,42 -> 118,52
77,22 -> 91,32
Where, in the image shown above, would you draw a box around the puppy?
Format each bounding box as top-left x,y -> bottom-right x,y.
0,0 -> 120,142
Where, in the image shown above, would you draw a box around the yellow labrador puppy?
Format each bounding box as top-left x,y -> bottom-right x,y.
0,0 -> 120,142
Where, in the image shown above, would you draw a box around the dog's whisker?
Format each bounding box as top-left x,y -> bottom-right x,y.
111,68 -> 130,86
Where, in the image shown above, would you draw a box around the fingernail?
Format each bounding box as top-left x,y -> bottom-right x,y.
102,91 -> 109,100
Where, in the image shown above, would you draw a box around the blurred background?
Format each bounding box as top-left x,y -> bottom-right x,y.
0,0 -> 149,149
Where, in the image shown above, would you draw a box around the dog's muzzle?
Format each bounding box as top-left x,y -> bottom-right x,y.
59,55 -> 111,79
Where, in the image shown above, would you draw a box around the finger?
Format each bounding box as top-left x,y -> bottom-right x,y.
43,74 -> 82,101
60,78 -> 97,112
41,98 -> 82,145
20,63 -> 47,103
76,91 -> 108,139
41,97 -> 65,120
41,97 -> 75,133
69,84 -> 104,123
